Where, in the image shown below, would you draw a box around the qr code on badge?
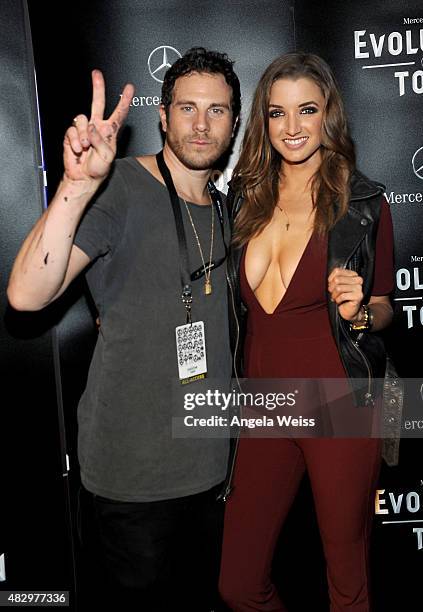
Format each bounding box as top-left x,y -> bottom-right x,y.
175,321 -> 207,380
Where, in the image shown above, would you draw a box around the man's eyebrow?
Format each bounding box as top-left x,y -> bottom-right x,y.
209,102 -> 231,109
174,100 -> 197,106
175,100 -> 231,109
268,100 -> 320,108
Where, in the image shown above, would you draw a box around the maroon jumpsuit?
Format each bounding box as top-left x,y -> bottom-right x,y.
219,200 -> 394,612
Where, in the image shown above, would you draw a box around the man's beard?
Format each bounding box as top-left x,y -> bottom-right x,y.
166,131 -> 231,171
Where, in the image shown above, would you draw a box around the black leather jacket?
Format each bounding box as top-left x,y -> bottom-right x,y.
218,170 -> 397,501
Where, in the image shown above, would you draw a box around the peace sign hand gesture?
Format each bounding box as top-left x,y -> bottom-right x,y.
63,70 -> 134,185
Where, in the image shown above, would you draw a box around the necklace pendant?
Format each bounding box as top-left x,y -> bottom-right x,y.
204,279 -> 212,295
286,223 -> 290,231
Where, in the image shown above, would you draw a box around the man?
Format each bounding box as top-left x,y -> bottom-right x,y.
7,47 -> 241,611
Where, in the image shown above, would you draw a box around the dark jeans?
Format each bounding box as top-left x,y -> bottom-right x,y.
77,482 -> 225,612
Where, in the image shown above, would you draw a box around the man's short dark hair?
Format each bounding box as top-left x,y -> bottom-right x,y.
161,47 -> 241,124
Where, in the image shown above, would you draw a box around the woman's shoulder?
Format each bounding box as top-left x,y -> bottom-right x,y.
348,170 -> 392,226
349,169 -> 385,201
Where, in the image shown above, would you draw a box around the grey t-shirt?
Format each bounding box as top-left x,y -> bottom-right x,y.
73,157 -> 231,501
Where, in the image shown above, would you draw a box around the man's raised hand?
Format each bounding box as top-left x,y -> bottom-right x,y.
63,70 -> 134,184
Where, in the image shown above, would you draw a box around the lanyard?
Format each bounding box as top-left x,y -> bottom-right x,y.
156,150 -> 227,324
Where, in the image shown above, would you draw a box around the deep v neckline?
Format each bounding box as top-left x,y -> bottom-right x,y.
243,231 -> 315,315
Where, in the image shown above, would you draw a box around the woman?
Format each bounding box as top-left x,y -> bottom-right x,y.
219,53 -> 395,611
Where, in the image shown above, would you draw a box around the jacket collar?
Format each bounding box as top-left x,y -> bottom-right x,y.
349,170 -> 385,202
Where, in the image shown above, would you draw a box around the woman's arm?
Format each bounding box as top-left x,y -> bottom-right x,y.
328,196 -> 395,333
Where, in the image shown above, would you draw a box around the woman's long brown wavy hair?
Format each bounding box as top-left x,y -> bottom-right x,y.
232,52 -> 356,246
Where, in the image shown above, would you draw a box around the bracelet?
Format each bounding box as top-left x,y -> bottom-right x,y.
350,304 -> 373,331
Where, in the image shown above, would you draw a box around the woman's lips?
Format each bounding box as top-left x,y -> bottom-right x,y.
283,136 -> 309,149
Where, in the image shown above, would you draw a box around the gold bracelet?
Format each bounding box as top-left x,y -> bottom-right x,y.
350,304 -> 373,331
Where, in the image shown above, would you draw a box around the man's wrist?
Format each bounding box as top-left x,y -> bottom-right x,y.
56,175 -> 102,209
60,174 -> 103,194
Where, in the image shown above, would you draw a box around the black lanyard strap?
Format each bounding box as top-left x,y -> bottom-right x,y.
155,150 -> 228,322
207,178 -> 227,253
156,150 -> 192,323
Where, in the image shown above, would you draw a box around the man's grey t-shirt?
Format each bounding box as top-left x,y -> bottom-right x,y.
73,157 -> 231,501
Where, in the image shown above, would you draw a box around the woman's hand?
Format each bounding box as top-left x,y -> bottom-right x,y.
328,267 -> 364,322
63,69 -> 134,186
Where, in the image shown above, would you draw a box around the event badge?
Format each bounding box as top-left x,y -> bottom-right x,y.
175,321 -> 207,384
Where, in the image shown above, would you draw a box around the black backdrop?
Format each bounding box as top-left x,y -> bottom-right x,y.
0,0 -> 74,603
1,1 -> 422,609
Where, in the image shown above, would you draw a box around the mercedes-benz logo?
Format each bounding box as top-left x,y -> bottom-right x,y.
412,146 -> 423,180
148,45 -> 182,83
